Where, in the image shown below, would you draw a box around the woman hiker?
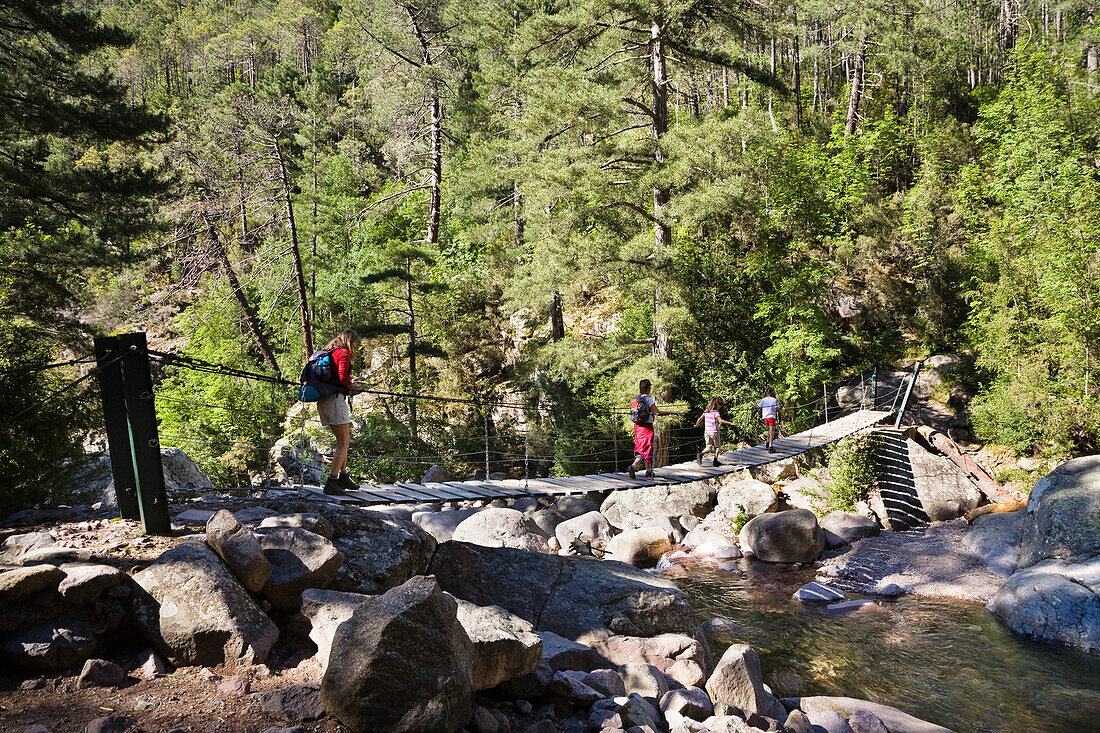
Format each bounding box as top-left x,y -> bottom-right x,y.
318,329 -> 363,495
626,378 -> 682,479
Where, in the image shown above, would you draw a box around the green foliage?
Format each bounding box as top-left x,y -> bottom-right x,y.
819,434 -> 879,513
728,504 -> 750,534
0,322 -> 98,516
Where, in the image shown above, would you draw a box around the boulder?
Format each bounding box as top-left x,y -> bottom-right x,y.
807,709 -> 854,733
320,575 -> 474,732
590,694 -> 662,731
782,697 -> 954,733
582,668 -> 626,697
868,433 -> 982,529
300,588 -> 371,670
555,511 -> 615,553
258,683 -> 325,722
738,510 -> 824,563
455,599 -> 543,690
327,513 -> 436,595
749,458 -> 799,485
619,661 -> 670,701
258,513 -> 334,539
605,527 -> 673,567
547,670 -> 604,704
704,644 -> 786,721
256,528 -> 344,610
849,709 -> 889,733
593,633 -> 709,688
528,508 -> 566,537
717,479 -> 777,519
205,510 -> 272,593
77,658 -> 125,688
660,687 -> 715,728
682,526 -> 740,560
0,565 -> 63,600
1,619 -> 98,672
233,506 -> 279,524
131,541 -> 278,667
452,508 -> 551,552
600,482 -> 717,531
988,556 -> 1100,654
781,477 -> 828,514
961,510 -> 1024,577
644,515 -> 686,544
409,508 -> 473,541
423,465 -> 451,483
512,497 -> 541,513
537,631 -> 596,671
1018,455 -> 1100,567
819,512 -> 880,549
793,582 -> 845,603
551,496 -> 601,519
428,541 -> 697,640
0,532 -> 56,563
57,563 -> 126,605
91,447 -> 212,509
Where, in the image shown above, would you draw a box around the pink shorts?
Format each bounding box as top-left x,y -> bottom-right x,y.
764,417 -> 777,427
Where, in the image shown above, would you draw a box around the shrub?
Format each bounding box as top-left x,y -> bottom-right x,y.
819,433 -> 879,512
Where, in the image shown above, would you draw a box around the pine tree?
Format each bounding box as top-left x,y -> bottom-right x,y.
0,0 -> 168,338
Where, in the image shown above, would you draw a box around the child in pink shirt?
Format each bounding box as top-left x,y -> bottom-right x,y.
694,397 -> 735,466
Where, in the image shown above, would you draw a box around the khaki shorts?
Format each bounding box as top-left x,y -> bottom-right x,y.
316,394 -> 350,426
704,431 -> 721,453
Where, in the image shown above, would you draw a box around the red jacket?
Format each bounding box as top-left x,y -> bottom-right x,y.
332,347 -> 353,390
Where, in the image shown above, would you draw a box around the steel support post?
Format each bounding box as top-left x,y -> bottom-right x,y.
94,336 -> 140,520
117,332 -> 170,534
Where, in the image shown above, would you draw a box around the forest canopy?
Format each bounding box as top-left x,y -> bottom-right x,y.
2,0 -> 1099,498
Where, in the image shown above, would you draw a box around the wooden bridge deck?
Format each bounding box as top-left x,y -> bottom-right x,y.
302,409 -> 893,506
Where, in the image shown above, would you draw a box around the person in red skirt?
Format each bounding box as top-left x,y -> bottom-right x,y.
626,379 -> 681,479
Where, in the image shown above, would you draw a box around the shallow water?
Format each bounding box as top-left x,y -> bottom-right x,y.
671,561 -> 1100,733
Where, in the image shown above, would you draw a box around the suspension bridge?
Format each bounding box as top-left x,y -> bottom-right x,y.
300,408 -> 895,505
11,332 -> 919,532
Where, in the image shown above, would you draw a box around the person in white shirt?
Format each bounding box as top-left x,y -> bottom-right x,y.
757,387 -> 783,453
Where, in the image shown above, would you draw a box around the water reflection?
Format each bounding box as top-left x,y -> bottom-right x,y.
671,560 -> 1100,733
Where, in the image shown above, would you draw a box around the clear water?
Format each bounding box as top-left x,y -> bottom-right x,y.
670,561 -> 1100,733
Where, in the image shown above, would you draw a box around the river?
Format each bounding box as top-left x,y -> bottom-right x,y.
671,561 -> 1100,733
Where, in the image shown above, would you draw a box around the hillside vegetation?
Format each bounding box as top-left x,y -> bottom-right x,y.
2,0 -> 1099,497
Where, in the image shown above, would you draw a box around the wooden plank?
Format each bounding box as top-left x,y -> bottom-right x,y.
395,483 -> 458,501
441,482 -> 498,499
421,482 -> 481,500
374,484 -> 436,502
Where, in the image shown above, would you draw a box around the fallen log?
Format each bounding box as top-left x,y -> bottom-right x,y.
910,426 -> 1023,504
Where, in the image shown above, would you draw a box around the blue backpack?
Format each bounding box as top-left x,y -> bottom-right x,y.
297,348 -> 342,402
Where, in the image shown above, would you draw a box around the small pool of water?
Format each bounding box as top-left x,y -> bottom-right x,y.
670,561 -> 1100,733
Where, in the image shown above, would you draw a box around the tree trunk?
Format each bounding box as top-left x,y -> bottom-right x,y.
427,86 -> 442,245
793,33 -> 803,129
550,291 -> 565,341
203,214 -> 281,376
514,181 -> 524,250
845,40 -> 867,136
406,258 -> 419,441
273,139 -> 314,354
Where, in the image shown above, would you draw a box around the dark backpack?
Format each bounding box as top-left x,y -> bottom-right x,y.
629,395 -> 653,425
297,348 -> 343,402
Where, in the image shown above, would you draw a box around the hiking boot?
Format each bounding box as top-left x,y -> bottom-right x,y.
627,463 -> 637,480
339,472 -> 359,491
712,458 -> 722,467
696,452 -> 703,465
767,445 -> 776,454
644,470 -> 655,478
323,476 -> 346,496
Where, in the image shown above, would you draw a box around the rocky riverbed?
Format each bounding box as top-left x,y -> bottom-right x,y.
1,442 -> 1098,732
